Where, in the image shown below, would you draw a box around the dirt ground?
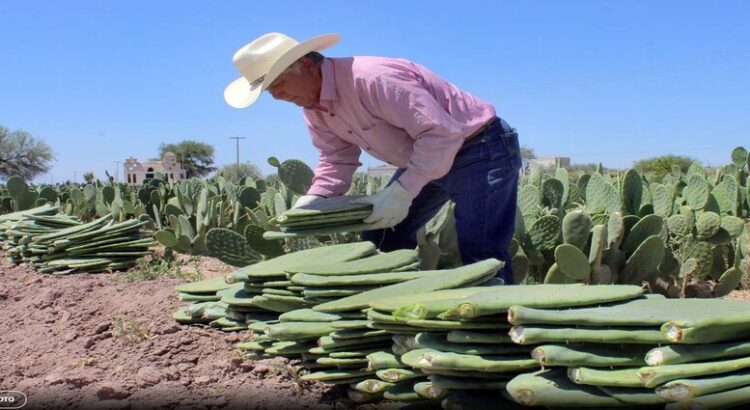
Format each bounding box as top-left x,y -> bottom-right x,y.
2,251 -> 749,410
0,252 -> 342,410
724,288 -> 750,301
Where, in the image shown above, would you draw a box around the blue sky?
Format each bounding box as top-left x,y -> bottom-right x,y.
1,1 -> 748,183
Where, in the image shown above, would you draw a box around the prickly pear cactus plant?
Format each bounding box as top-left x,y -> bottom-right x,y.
512,146 -> 750,296
268,156 -> 314,195
205,227 -> 261,267
6,175 -> 39,211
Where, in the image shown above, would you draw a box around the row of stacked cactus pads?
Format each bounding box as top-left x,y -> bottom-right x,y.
2,149 -> 750,296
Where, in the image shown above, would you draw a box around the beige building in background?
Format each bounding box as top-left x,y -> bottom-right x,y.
367,164 -> 398,178
532,156 -> 571,168
124,152 -> 186,185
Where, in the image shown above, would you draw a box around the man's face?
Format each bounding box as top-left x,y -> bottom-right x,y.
266,59 -> 321,109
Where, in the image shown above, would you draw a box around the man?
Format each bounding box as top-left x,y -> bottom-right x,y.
225,32 -> 521,282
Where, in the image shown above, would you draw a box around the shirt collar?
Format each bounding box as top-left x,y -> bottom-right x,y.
319,58 -> 337,103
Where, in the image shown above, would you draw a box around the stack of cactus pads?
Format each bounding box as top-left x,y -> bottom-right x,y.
1,204 -> 155,274
264,195 -> 376,239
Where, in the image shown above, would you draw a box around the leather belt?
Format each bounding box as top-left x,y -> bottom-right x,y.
464,117 -> 496,142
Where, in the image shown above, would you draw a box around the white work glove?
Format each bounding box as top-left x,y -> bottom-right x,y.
354,181 -> 415,229
292,194 -> 326,209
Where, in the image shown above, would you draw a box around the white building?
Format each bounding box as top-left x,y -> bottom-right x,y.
124,152 -> 186,185
367,164 -> 398,178
532,156 -> 571,168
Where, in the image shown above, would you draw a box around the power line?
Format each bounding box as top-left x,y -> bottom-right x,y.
230,137 -> 246,167
113,161 -> 121,182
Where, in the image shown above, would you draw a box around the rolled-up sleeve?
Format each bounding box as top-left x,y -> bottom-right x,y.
304,114 -> 362,197
359,73 -> 466,196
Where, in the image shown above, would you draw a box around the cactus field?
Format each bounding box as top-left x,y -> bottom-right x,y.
2,148 -> 750,409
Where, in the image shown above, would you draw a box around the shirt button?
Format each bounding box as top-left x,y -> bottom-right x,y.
329,112 -> 335,117
347,130 -> 353,134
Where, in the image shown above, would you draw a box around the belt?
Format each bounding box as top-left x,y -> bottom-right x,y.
464,117 -> 497,142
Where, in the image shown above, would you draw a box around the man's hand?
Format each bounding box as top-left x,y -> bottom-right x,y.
293,194 -> 326,209
354,181 -> 415,229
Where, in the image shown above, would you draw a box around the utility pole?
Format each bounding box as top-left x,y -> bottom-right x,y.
113,161 -> 122,182
230,136 -> 246,167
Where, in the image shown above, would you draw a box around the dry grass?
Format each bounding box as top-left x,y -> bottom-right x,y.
75,357 -> 97,367
112,315 -> 155,344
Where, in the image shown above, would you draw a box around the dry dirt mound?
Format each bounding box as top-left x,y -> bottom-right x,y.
0,253 -> 340,410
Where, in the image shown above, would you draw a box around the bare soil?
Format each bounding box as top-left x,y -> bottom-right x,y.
0,252 -> 340,410
724,289 -> 750,302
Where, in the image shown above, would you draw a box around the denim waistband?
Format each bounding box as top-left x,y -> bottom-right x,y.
486,116 -> 514,135
464,117 -> 515,146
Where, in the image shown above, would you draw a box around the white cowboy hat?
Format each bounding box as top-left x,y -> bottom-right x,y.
224,32 -> 340,109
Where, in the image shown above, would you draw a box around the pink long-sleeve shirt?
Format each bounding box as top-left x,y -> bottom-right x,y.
303,56 -> 496,197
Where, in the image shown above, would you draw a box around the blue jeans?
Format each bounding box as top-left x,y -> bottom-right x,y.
362,117 -> 522,283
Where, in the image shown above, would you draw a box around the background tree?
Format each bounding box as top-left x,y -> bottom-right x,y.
158,140 -> 216,178
0,125 -> 55,181
218,162 -> 263,183
520,145 -> 536,161
633,155 -> 697,178
565,163 -> 600,174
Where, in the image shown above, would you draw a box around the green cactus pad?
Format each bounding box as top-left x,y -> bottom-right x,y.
238,186 -> 261,209
696,211 -> 722,240
285,249 -> 419,276
712,176 -> 739,215
155,229 -> 178,248
506,369 -> 635,407
588,225 -> 607,267
527,215 -> 560,251
606,212 -> 624,248
315,259 -> 502,313
568,367 -> 643,388
731,146 -> 748,168
622,169 -> 643,216
720,215 -> 744,237
714,267 -> 743,297
205,227 -> 261,267
622,214 -> 664,255
510,325 -> 668,345
420,284 -> 644,321
541,178 -> 564,209
650,182 -> 673,217
639,356 -> 750,388
684,174 -> 710,210
646,340 -> 750,367
682,240 -> 713,280
400,348 -> 538,373
667,214 -> 691,237
518,185 -> 541,217
175,276 -> 230,294
554,244 -> 591,280
532,344 -> 649,368
228,242 -> 374,282
275,159 -> 314,195
264,321 -> 336,341
562,210 -> 592,251
244,225 -> 284,257
657,370 -> 750,403
620,235 -> 665,284
414,333 -> 529,356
